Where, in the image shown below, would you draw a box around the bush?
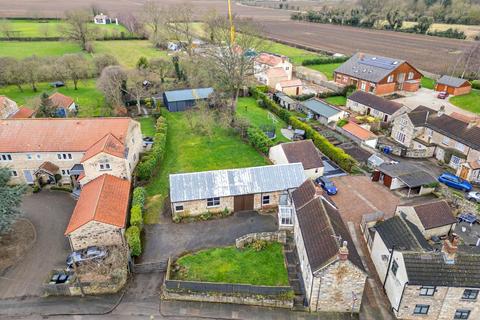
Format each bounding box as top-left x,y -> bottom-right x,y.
472,80 -> 480,90
337,119 -> 348,127
125,226 -> 142,256
50,186 -> 73,192
290,93 -> 315,101
132,187 -> 146,208
427,28 -> 466,39
250,240 -> 268,252
301,56 -> 349,66
130,204 -> 143,229
247,126 -> 274,154
136,116 -> 168,180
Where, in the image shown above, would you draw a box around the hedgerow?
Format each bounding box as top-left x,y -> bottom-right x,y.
136,116 -> 168,180
125,226 -> 142,256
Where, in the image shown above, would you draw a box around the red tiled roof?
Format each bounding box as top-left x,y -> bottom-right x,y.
0,118 -> 132,153
256,53 -> 284,66
278,79 -> 302,88
266,67 -> 288,78
49,92 -> 74,108
65,174 -> 131,235
342,122 -> 377,140
37,161 -> 59,175
81,133 -> 125,162
10,107 -> 35,119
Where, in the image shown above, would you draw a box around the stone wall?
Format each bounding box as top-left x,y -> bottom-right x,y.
235,231 -> 287,249
172,196 -> 234,217
68,221 -> 124,251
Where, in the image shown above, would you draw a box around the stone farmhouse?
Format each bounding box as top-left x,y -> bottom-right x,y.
346,91 -> 407,123
269,140 -> 324,179
254,52 -> 293,89
291,180 -> 367,313
169,163 -> 306,220
366,214 -> 480,320
334,53 -> 422,95
391,106 -> 480,182
0,96 -> 35,119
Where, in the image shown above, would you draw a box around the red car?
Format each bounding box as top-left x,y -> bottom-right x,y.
437,91 -> 449,99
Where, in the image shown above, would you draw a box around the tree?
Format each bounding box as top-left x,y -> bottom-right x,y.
163,4 -> 195,56
60,9 -> 96,52
93,53 -> 119,76
0,57 -> 25,91
0,19 -> 14,39
0,167 -> 27,234
386,9 -> 404,30
136,56 -> 149,70
35,92 -> 56,117
415,16 -> 434,34
59,54 -> 90,90
97,65 -> 128,113
149,57 -> 172,83
125,69 -> 156,115
21,55 -> 43,92
142,1 -> 165,47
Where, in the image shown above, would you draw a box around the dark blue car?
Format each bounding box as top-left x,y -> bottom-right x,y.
438,172 -> 472,192
315,176 -> 338,195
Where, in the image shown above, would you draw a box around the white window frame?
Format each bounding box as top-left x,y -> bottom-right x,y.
206,197 -> 220,208
454,309 -> 470,319
395,132 -> 406,143
99,163 -> 112,171
387,75 -> 394,83
442,136 -> 450,145
262,195 -> 271,205
26,154 -> 33,160
10,170 -> 18,177
174,204 -> 184,212
361,81 -> 367,91
61,169 -> 70,176
0,154 -> 12,162
407,71 -> 414,80
279,208 -> 293,226
35,154 -> 42,160
426,128 -> 433,137
455,142 -> 465,152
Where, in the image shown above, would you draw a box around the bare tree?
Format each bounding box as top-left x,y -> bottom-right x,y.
59,54 -> 91,90
97,66 -> 128,113
149,57 -> 172,83
460,43 -> 480,79
21,56 -> 44,92
60,9 -> 96,51
163,4 -> 195,56
125,69 -> 153,115
142,1 -> 165,47
93,54 -> 119,76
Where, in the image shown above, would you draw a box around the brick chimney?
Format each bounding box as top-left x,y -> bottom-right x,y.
315,186 -> 323,198
338,240 -> 349,261
437,105 -> 445,117
442,233 -> 459,264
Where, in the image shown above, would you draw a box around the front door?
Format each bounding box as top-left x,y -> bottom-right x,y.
234,194 -> 254,212
23,170 -> 34,184
459,166 -> 469,180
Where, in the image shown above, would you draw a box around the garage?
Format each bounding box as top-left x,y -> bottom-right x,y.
434,75 -> 471,96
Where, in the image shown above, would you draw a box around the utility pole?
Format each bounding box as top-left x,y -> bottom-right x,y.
227,0 -> 235,44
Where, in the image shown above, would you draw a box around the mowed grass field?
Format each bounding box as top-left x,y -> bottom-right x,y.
305,62 -> 342,80
450,89 -> 480,114
260,39 -> 323,65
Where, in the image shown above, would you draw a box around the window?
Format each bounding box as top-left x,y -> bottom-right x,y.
395,132 -> 406,143
408,72 -> 414,80
387,75 -> 394,83
10,170 -> 18,177
174,204 -> 184,212
61,169 -> 70,176
450,155 -> 463,167
413,305 -> 429,315
462,289 -> 479,300
442,136 -> 450,145
426,128 -> 433,137
454,310 -> 470,319
391,260 -> 399,276
369,84 -> 375,93
361,81 -> 367,91
419,286 -> 435,296
262,195 -> 270,205
35,154 -> 42,160
0,154 -> 12,161
26,154 -> 33,160
455,142 -> 465,152
99,163 -> 111,171
206,197 -> 220,207
280,208 -> 293,225
57,153 -> 72,160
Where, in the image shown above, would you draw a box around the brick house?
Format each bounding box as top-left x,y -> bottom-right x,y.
334,53 -> 422,95
390,107 -> 480,179
435,75 -> 472,96
292,180 -> 367,313
65,174 -> 130,251
346,91 -> 407,123
269,140 -> 324,179
254,52 -> 293,89
367,216 -> 480,320
169,163 -> 306,218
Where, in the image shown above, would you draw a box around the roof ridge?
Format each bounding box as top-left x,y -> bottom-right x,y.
92,174 -> 108,223
397,215 -> 424,249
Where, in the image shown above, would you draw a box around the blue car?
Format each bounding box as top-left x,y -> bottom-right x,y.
315,176 -> 338,195
438,172 -> 472,192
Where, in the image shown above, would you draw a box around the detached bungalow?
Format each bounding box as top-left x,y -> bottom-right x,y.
395,200 -> 456,239
169,163 -> 306,217
269,140 -> 324,179
160,87 -> 213,112
435,75 -> 472,96
300,98 -> 346,125
346,91 -> 406,123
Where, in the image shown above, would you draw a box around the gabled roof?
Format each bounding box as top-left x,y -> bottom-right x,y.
0,118 -> 132,153
65,174 -> 130,235
9,107 -> 35,119
49,92 -> 74,108
255,52 -> 284,66
292,179 -> 317,210
373,215 -> 432,251
403,252 -> 480,287
302,98 -> 343,118
169,163 -> 306,203
377,162 -> 436,188
266,67 -> 288,78
36,161 -> 59,175
426,114 -> 480,150
406,105 -> 435,126
410,200 -> 456,230
296,196 -> 365,272
163,88 -> 213,103
280,140 -> 324,170
342,122 -> 377,141
278,79 -> 302,88
437,75 -> 470,88
348,91 -> 403,115
81,133 -> 125,162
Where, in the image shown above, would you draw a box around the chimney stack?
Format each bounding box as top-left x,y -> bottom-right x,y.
338,240 -> 349,261
467,119 -> 479,129
438,105 -> 445,117
442,233 -> 459,264
315,186 -> 323,198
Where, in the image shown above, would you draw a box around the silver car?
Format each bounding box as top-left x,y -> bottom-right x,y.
467,191 -> 480,203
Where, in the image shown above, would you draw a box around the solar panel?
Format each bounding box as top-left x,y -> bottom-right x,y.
358,57 -> 398,70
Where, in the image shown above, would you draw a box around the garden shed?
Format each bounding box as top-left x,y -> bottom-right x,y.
160,87 -> 214,112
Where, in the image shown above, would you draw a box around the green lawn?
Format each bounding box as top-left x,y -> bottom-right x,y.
450,89 -> 480,114
324,95 -> 347,106
421,77 -> 435,89
172,243 -> 289,286
260,40 -> 323,65
137,116 -> 156,136
94,41 -> 168,67
237,97 -> 289,143
0,41 -> 81,58
305,63 -> 342,80
144,110 -> 269,223
0,79 -> 105,117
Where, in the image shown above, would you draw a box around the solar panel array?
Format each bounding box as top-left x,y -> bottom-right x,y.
358,57 -> 399,70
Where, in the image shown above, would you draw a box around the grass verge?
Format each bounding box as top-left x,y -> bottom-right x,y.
449,89 -> 480,114
137,116 -> 156,136
304,63 -> 342,80
421,77 -> 435,89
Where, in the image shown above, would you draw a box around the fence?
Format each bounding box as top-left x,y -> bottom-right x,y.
132,260 -> 168,273
42,282 -> 73,296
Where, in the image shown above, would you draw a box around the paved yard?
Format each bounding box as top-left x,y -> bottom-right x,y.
0,191 -> 74,299
331,175 -> 400,224
140,211 -> 278,263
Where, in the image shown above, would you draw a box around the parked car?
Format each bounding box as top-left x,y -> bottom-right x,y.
437,172 -> 472,192
66,246 -> 108,268
49,271 -> 70,284
50,81 -> 65,88
315,176 -> 338,195
467,191 -> 480,203
437,91 -> 449,99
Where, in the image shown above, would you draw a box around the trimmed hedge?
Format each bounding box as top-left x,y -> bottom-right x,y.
472,80 -> 480,90
247,126 -> 273,154
250,87 -> 356,172
125,226 -> 142,257
130,204 -> 143,229
136,116 -> 168,180
132,187 -> 146,208
301,56 -> 349,66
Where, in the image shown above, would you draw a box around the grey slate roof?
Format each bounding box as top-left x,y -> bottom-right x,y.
275,92 -> 296,105
426,114 -> 480,150
373,216 -> 432,251
280,140 -> 324,170
397,171 -> 437,188
169,163 -> 306,202
437,75 -> 469,88
406,106 -> 435,126
403,252 -> 480,287
348,91 -> 403,115
334,53 -> 409,83
163,87 -> 213,102
302,99 -> 342,118
411,200 -> 456,230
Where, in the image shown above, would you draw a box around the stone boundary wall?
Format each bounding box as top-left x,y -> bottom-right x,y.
235,231 -> 287,249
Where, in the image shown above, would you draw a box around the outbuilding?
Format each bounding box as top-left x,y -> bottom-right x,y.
435,75 -> 472,96
346,91 -> 406,123
339,121 -> 378,149
300,98 -> 346,125
160,87 -> 213,112
269,140 -> 324,178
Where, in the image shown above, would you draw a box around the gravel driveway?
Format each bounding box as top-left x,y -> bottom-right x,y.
0,190 -> 74,299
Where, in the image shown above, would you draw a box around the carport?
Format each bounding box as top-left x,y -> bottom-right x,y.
397,171 -> 437,197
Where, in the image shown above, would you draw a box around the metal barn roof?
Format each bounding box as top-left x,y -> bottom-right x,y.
163,87 -> 213,103
302,99 -> 342,118
169,163 -> 306,202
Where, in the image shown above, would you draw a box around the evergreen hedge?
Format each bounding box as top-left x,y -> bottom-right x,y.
301,56 -> 349,66
130,204 -> 143,229
246,126 -> 273,154
132,187 -> 146,208
125,226 -> 142,256
136,116 -> 168,180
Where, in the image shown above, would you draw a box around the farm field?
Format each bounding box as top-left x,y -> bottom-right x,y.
260,39 -> 322,65
402,21 -> 480,40
143,110 -> 269,223
0,79 -> 105,117
450,89 -> 480,114
306,62 -> 342,80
